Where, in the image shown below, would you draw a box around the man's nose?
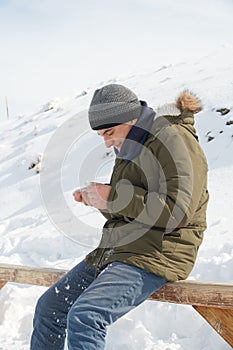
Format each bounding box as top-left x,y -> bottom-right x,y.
104,139 -> 113,148
104,136 -> 114,148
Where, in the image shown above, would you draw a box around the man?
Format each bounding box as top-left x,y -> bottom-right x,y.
30,84 -> 209,349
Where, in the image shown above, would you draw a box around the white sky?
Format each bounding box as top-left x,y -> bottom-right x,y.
0,0 -> 233,118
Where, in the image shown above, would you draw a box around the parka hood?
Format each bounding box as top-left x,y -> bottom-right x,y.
156,103 -> 181,118
156,90 -> 202,118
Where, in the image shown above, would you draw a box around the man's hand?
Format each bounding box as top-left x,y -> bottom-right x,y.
73,189 -> 89,206
73,183 -> 111,210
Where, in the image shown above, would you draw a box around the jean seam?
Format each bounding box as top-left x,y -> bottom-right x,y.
109,275 -> 143,310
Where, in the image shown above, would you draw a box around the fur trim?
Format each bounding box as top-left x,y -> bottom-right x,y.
176,90 -> 202,113
156,103 -> 181,117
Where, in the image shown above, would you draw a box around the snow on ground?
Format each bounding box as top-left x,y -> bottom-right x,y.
0,45 -> 233,349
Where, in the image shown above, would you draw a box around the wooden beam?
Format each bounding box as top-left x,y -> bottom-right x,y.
193,306 -> 233,348
149,280 -> 233,309
0,264 -> 232,308
0,280 -> 7,289
0,263 -> 66,288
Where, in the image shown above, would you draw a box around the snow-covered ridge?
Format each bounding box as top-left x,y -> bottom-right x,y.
0,46 -> 233,349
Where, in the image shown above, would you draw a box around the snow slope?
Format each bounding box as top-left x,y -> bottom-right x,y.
0,45 -> 233,349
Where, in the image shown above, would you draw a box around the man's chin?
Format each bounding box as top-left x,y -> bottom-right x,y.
116,148 -> 121,152
114,143 -> 122,151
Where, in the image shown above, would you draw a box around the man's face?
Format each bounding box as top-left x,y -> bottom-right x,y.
97,121 -> 136,151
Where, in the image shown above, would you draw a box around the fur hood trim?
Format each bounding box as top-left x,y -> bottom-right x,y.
156,90 -> 202,117
156,103 -> 181,117
176,90 -> 202,113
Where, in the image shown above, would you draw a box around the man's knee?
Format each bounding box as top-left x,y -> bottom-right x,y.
67,301 -> 108,332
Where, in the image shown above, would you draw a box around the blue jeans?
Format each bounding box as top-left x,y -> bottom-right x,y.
30,260 -> 167,350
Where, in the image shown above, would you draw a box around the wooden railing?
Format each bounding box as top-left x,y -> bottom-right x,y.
0,263 -> 232,347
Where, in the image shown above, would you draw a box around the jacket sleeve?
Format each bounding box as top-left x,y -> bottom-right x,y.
107,126 -> 207,229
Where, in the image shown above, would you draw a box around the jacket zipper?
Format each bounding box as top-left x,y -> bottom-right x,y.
94,221 -> 117,278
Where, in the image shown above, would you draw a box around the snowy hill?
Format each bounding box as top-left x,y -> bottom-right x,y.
0,45 -> 233,349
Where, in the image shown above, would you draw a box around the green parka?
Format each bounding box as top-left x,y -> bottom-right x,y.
86,91 -> 209,282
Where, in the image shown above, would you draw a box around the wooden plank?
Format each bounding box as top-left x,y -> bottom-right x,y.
149,280 -> 233,309
1,264 -> 232,308
193,306 -> 233,348
0,263 -> 66,288
0,280 -> 7,289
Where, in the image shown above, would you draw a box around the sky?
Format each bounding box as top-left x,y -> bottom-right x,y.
0,0 -> 233,119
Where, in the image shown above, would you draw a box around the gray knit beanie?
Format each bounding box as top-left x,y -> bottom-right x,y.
88,84 -> 142,130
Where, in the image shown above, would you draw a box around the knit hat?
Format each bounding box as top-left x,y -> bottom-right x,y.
88,84 -> 142,130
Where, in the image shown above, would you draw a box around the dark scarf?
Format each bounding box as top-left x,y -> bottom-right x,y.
115,101 -> 155,162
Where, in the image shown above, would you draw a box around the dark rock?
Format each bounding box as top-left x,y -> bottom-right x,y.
207,136 -> 215,142
216,108 -> 230,116
28,162 -> 36,170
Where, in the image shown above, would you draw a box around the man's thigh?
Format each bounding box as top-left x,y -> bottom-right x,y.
37,259 -> 96,317
69,262 -> 167,323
